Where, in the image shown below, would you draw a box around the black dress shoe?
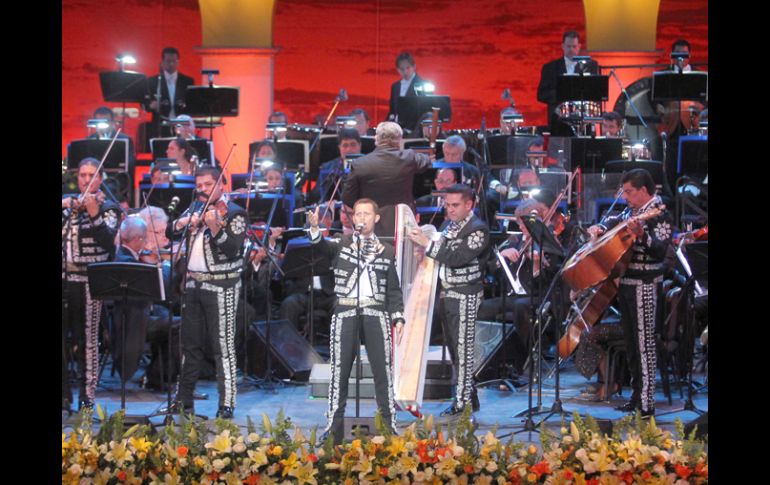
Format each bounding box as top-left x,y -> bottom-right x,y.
439,403 -> 462,417
471,393 -> 480,413
614,400 -> 640,413
216,406 -> 234,419
193,391 -> 209,400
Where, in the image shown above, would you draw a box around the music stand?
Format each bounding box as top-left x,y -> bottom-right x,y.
281,237 -> 334,347
556,75 -> 609,103
396,95 -> 452,131
231,192 -> 291,228
652,72 -> 708,102
277,140 -> 310,172
486,134 -> 512,165
67,139 -> 129,170
511,215 -> 565,434
99,71 -> 147,103
87,262 -> 164,412
184,85 -> 239,141
139,182 -> 196,212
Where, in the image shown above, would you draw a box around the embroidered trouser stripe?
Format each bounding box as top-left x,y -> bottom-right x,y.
178,280 -> 240,409
619,282 -> 660,412
325,305 -> 396,442
441,289 -> 483,409
83,282 -> 102,403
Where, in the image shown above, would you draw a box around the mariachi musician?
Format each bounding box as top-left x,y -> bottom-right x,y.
307,199 -> 405,445
586,168 -> 672,418
62,157 -> 121,410
408,184 -> 490,417
166,166 -> 247,419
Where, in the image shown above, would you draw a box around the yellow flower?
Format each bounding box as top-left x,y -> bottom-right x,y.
207,430 -> 233,454
270,445 -> 283,456
130,436 -> 153,454
288,460 -> 318,485
280,452 -> 298,476
387,436 -> 407,457
528,445 -> 538,455
351,439 -> 362,450
527,472 -> 537,482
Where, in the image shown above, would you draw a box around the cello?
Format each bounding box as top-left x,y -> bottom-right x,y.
556,207 -> 662,359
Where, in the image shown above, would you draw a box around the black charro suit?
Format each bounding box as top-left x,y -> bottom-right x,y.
144,70 -> 196,138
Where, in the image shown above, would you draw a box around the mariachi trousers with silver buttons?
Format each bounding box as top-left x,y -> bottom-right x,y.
438,288 -> 483,410
178,279 -> 240,410
617,279 -> 662,413
62,280 -> 102,404
325,303 -> 396,443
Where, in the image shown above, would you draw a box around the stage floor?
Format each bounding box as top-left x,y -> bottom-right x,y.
63,357 -> 708,438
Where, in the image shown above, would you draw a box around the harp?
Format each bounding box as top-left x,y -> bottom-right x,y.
392,203 -> 439,413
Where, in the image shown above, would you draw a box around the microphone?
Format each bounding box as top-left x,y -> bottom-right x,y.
355,223 -> 365,231
167,196 -> 181,213
353,222 -> 364,238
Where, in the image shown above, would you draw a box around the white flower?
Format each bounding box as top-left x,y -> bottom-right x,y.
372,435 -> 386,445
68,463 -> 82,476
247,432 -> 260,443
485,461 -> 498,473
233,442 -> 246,453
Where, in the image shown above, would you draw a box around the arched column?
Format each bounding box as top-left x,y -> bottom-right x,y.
196,0 -> 278,175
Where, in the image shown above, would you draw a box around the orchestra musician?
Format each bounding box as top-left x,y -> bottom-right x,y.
601,111 -> 624,138
136,206 -> 182,392
312,128 -> 362,204
537,30 -> 599,136
438,135 -> 481,188
477,198 -> 564,377
111,216 -> 151,382
350,108 -> 376,136
144,47 -> 195,139
407,184 -> 490,416
62,157 -> 121,410
166,166 -> 248,419
307,199 -> 405,445
88,106 -> 136,164
166,137 -> 198,176
388,51 -> 426,125
586,168 -> 673,418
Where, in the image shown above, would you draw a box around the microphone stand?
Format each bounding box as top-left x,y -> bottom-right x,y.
608,69 -> 648,130
251,189 -> 286,391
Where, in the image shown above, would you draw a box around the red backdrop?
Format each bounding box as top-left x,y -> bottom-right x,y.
62,0 -> 707,157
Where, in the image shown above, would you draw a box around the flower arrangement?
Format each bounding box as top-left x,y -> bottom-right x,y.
62,406 -> 707,484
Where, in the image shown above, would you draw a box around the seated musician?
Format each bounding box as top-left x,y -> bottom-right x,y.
253,139 -> 278,160
477,198 -> 565,376
350,108 -> 376,136
136,206 -> 183,392
417,111 -> 448,139
267,112 -> 289,140
307,199 -> 405,445
311,128 -> 361,204
166,137 -> 198,176
497,107 -> 521,135
88,106 -> 136,163
438,135 -> 481,188
111,216 -> 151,384
173,114 -> 203,140
416,168 -> 457,208
278,204 -> 336,337
601,111 -> 624,138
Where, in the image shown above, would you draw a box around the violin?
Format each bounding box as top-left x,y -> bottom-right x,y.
673,225 -> 708,245
139,248 -> 171,264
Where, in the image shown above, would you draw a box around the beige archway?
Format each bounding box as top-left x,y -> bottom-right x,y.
196,0 -> 279,175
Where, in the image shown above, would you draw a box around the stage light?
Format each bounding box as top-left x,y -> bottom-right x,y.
87,119 -> 111,130
416,82 -> 436,94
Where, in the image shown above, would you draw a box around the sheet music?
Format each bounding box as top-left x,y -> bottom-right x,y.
495,248 -> 527,295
